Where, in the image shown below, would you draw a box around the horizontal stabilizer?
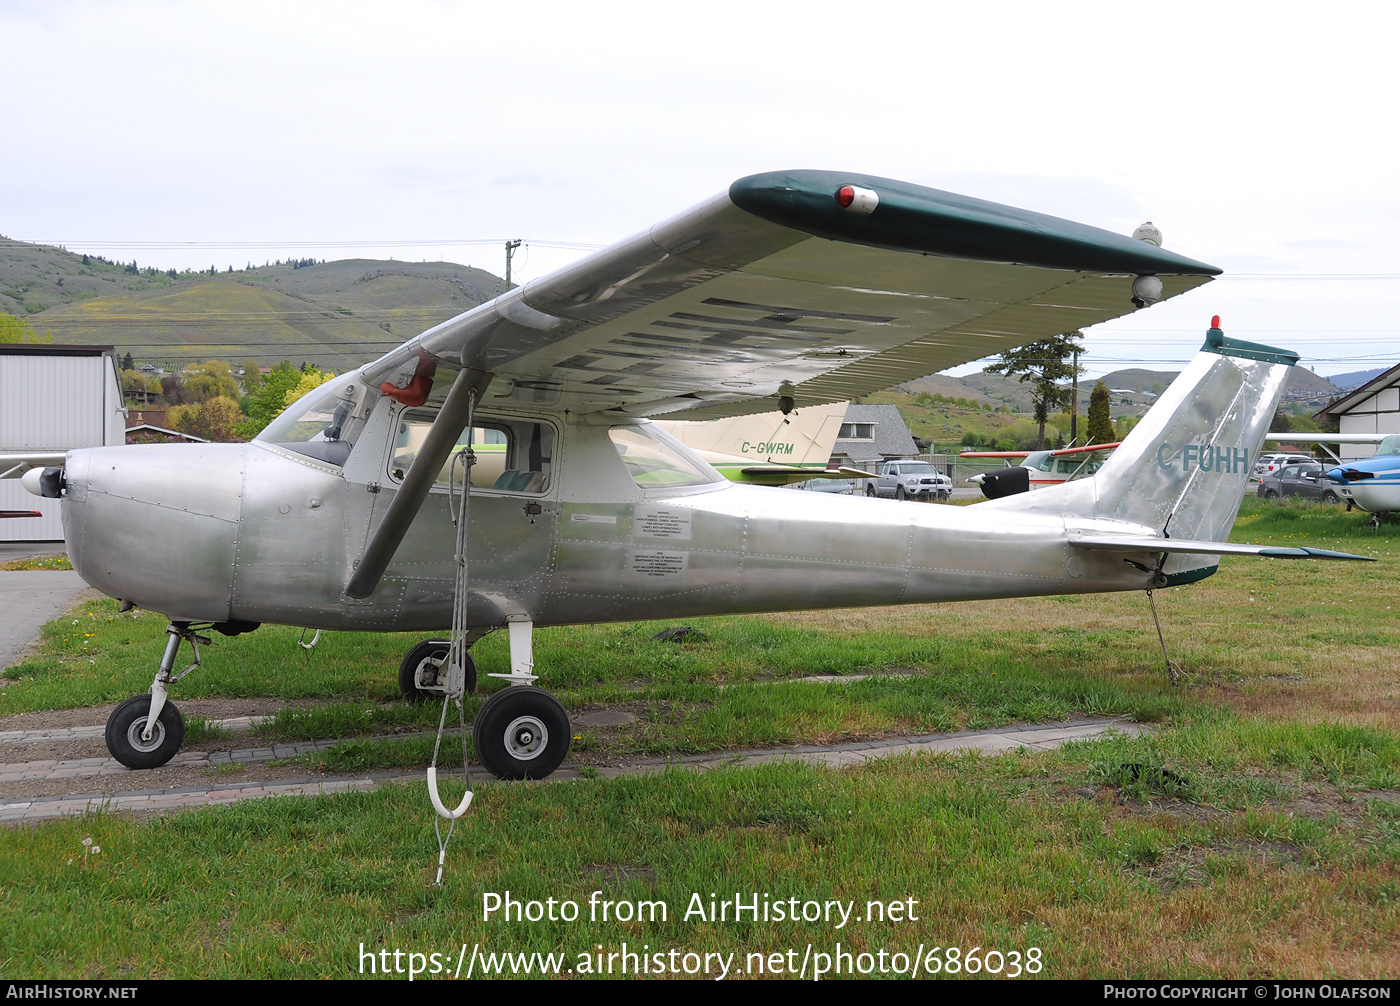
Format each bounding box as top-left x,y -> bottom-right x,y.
1070,534 -> 1374,562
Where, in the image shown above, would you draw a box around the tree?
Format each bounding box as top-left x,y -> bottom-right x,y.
184,360 -> 239,402
0,314 -> 40,344
120,352 -> 134,371
241,360 -> 263,393
170,396 -> 245,442
983,331 -> 1085,449
1086,380 -> 1115,444
159,374 -> 191,405
233,362 -> 333,440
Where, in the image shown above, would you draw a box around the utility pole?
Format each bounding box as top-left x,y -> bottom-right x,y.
1070,348 -> 1080,445
504,239 -> 522,288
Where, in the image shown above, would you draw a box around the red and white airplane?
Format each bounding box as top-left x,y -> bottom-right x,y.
960,441 -> 1122,498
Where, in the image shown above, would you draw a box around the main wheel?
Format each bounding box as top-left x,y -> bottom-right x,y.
1321,490 -> 1340,504
399,640 -> 476,700
105,694 -> 184,770
471,688 -> 571,780
865,484 -> 876,497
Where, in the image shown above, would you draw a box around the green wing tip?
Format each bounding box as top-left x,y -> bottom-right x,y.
1300,547 -> 1377,561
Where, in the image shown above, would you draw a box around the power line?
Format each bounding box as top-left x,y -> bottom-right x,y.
11,237 -> 605,252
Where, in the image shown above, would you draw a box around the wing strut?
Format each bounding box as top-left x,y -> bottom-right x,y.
344,367 -> 493,600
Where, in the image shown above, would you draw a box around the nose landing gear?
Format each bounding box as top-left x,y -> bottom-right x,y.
105,621 -> 208,770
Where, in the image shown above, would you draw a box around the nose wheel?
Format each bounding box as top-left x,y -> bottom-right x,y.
471,687 -> 571,780
106,694 -> 185,769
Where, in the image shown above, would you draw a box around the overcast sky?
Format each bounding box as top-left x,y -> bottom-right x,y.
3,1 -> 1397,379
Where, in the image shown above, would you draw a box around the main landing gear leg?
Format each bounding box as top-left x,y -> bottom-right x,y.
472,618 -> 571,780
105,622 -> 208,769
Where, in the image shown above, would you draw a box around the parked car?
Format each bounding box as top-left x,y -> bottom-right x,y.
791,477 -> 854,494
1257,462 -> 1341,504
864,461 -> 952,501
1253,452 -> 1314,480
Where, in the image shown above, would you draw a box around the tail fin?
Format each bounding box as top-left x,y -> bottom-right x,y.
985,319 -> 1296,547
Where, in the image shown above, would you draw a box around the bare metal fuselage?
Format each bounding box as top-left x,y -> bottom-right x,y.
59,409 -> 1156,632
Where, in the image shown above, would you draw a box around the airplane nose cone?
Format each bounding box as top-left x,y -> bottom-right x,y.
20,466 -> 64,498
63,443 -> 247,622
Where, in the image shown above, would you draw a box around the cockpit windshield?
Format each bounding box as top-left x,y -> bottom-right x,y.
256,378 -> 372,468
1375,435 -> 1400,457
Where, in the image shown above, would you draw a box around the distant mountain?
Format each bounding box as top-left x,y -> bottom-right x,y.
897,371 -> 1038,409
1091,366 -> 1338,396
1327,367 -> 1389,391
1,236 -> 505,371
897,360 -> 1341,416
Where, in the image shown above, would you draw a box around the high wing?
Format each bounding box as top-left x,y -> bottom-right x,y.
357,170 -> 1219,420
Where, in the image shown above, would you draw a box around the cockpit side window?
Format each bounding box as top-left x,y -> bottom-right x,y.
390,414 -> 555,494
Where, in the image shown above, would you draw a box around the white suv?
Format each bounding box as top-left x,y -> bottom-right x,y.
1253,453 -> 1313,480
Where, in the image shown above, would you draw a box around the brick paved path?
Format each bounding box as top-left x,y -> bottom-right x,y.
0,717 -> 1143,823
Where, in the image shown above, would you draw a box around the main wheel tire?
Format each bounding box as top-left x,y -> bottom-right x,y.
471,688 -> 571,780
399,640 -> 476,700
105,694 -> 184,770
865,485 -> 876,497
895,486 -> 906,501
1322,490 -> 1340,504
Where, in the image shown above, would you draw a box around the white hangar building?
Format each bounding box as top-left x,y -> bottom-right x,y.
1,345 -> 126,542
1317,363 -> 1400,462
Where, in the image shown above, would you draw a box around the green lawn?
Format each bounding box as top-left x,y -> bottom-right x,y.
0,497 -> 1396,978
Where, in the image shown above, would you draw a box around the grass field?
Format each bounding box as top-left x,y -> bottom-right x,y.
0,497 -> 1396,979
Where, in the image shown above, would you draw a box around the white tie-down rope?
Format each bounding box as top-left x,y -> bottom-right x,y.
429,389 -> 478,885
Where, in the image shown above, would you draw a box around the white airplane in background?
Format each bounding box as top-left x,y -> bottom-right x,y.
959,441 -> 1122,498
655,402 -> 875,486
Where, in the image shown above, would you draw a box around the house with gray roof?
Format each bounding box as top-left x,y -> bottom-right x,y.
831,404 -> 919,468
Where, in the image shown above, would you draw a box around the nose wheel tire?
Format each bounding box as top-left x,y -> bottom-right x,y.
399,640 -> 476,701
105,694 -> 185,770
471,687 -> 571,780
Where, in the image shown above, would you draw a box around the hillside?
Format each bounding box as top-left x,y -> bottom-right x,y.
1,237 -> 505,370
897,371 -> 1034,409
1095,366 -> 1338,397
1328,367 -> 1389,391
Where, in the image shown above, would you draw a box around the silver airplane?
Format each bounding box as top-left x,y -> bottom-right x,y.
16,170 -> 1373,781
